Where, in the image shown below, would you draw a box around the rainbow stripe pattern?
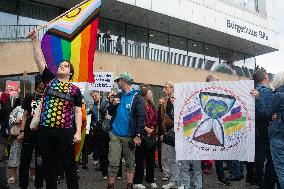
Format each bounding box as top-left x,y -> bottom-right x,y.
223,106 -> 246,135
183,108 -> 203,137
75,103 -> 87,161
41,0 -> 101,82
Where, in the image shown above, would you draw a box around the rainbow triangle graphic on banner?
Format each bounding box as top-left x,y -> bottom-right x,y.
223,106 -> 246,135
41,0 -> 101,82
183,108 -> 203,137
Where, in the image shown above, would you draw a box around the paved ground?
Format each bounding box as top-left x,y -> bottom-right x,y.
8,158 -> 264,189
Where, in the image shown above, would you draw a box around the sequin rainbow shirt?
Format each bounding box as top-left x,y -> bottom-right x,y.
40,79 -> 81,129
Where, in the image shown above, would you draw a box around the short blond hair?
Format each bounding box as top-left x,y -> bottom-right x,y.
164,81 -> 174,88
272,71 -> 284,89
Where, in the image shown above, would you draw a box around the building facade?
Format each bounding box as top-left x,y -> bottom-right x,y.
0,0 -> 279,96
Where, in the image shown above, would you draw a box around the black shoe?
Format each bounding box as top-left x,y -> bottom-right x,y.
217,179 -> 231,186
226,175 -> 242,181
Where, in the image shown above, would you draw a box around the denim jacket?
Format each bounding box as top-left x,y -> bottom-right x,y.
256,85 -> 284,139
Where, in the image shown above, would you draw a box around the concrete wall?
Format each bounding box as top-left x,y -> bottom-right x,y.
0,42 -> 38,76
0,42 -> 248,85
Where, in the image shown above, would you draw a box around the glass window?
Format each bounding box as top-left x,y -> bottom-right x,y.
218,48 -> 235,74
149,30 -> 168,49
149,30 -> 168,62
19,1 -> 60,21
99,18 -> 125,54
99,18 -> 125,37
219,48 -> 233,64
0,73 -> 37,97
233,52 -> 245,77
225,0 -> 259,13
187,40 -> 204,68
169,36 -> 187,65
0,12 -> 18,41
204,44 -> 219,71
244,55 -> 256,78
126,25 -> 148,58
0,0 -> 18,14
0,12 -> 17,25
126,25 -> 147,43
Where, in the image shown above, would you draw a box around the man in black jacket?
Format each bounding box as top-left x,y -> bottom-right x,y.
18,75 -> 45,189
106,72 -> 145,189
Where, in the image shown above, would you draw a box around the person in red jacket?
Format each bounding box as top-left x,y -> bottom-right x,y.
133,84 -> 158,189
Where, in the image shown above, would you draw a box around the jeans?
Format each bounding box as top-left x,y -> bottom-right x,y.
215,160 -> 225,180
167,144 -> 180,184
180,160 -> 202,189
270,138 -> 284,189
161,143 -> 170,177
231,161 -> 244,177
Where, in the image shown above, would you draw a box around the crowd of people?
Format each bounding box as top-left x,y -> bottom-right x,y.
0,29 -> 284,189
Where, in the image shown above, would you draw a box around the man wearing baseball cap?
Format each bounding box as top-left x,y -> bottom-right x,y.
107,72 -> 145,189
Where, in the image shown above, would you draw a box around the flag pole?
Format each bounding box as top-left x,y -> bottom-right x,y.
98,91 -> 101,122
35,0 -> 91,32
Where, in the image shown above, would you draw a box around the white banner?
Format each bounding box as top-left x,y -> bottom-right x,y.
174,80 -> 255,161
89,72 -> 113,92
71,82 -> 87,94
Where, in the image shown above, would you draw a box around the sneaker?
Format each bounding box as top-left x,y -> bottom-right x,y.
117,176 -> 122,180
217,179 -> 231,186
103,176 -> 108,180
162,182 -> 179,189
147,183 -> 158,188
31,175 -> 35,181
133,184 -> 146,189
161,175 -> 169,181
8,177 -> 15,184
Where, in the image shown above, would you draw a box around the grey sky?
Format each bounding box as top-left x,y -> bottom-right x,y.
256,0 -> 284,74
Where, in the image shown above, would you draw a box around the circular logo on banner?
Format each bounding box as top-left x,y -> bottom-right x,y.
66,8 -> 82,18
176,86 -> 252,152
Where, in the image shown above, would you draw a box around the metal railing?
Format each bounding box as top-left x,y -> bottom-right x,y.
0,25 -> 46,42
96,37 -> 255,78
0,25 -> 255,78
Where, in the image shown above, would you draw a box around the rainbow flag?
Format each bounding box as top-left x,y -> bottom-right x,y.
223,106 -> 246,135
183,108 -> 202,137
41,0 -> 101,82
74,103 -> 87,161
